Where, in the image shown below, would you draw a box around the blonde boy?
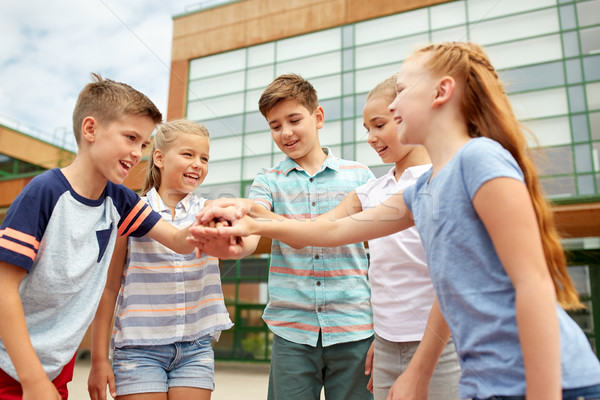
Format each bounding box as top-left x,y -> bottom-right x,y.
227,74 -> 375,400
0,74 -> 195,399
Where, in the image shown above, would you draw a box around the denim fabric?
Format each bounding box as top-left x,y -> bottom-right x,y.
112,336 -> 214,395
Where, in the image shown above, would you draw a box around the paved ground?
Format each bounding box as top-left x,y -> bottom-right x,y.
69,357 -> 271,399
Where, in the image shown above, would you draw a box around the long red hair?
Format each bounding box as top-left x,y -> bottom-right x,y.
414,42 -> 582,309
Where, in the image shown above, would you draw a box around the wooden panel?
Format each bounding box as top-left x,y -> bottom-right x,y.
553,202 -> 600,239
0,126 -> 75,169
167,60 -> 189,121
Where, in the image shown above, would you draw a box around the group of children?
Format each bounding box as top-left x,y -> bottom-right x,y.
0,41 -> 599,400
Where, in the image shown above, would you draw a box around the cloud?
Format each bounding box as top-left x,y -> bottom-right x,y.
0,0 -> 189,151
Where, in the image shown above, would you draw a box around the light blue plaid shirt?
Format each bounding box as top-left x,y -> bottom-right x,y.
250,148 -> 374,347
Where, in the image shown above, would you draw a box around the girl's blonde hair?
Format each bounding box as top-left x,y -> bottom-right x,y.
366,75 -> 397,104
142,119 -> 210,195
414,42 -> 582,310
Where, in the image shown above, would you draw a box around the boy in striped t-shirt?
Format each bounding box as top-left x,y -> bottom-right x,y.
0,74 -> 197,399
200,74 -> 375,400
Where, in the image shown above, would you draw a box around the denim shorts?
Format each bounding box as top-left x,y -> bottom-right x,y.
473,382 -> 600,400
112,336 -> 215,395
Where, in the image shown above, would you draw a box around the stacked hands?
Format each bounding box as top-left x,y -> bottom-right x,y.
187,198 -> 259,258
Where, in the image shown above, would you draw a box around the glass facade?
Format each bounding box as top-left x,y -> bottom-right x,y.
185,0 -> 600,359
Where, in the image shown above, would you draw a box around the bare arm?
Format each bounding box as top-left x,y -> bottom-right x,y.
0,262 -> 60,399
386,299 -> 451,400
194,192 -> 414,249
473,178 -> 560,400
146,219 -> 195,254
87,236 -> 128,400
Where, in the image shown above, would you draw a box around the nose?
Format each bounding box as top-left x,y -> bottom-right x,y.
281,124 -> 293,138
367,130 -> 377,145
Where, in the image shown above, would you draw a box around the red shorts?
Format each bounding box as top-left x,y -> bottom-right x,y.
0,353 -> 76,400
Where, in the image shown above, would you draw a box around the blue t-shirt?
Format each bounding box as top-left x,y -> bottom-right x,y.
403,137 -> 600,398
0,168 -> 161,380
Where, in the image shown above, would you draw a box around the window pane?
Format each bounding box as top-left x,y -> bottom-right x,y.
468,0 -> 555,21
243,155 -> 272,180
430,1 -> 466,29
203,159 -> 241,185
509,88 -> 568,120
321,98 -> 341,121
189,49 -> 246,79
342,72 -> 354,96
187,93 -> 245,120
571,114 -> 590,142
355,34 -> 428,69
569,85 -> 586,113
486,35 -> 563,70
342,25 -> 354,48
355,9 -> 428,45
431,26 -> 469,43
201,115 -> 244,138
197,182 -> 241,199
243,131 -> 272,156
470,8 -> 559,46
188,71 -> 245,101
583,55 -> 600,81
343,118 -> 355,143
575,144 -> 593,173
343,48 -> 354,71
577,0 -> 600,27
276,51 -> 341,79
500,62 -> 564,93
356,64 -> 400,93
210,136 -> 243,161
355,117 -> 369,143
310,75 -> 342,100
355,141 -> 383,167
523,116 -> 571,147
586,82 -> 600,110
245,111 -> 268,134
566,59 -> 583,84
590,112 -> 600,140
343,96 -> 354,118
320,120 -> 341,147
276,28 -> 341,62
245,89 -> 263,112
541,175 -> 576,198
580,26 -> 600,55
247,65 -> 274,89
563,31 -> 581,58
532,145 -> 574,176
248,42 -> 275,67
559,4 -> 577,30
577,174 -> 595,195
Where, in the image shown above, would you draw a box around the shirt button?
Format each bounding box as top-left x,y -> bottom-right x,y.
311,201 -> 316,206
309,178 -> 313,182
317,307 -> 322,312
314,254 -> 319,260
316,281 -> 321,286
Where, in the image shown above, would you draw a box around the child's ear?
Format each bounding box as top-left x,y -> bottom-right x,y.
314,106 -> 325,129
432,76 -> 456,108
81,117 -> 97,143
153,149 -> 164,168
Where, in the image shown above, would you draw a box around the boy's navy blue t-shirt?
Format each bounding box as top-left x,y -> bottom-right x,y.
0,168 -> 161,381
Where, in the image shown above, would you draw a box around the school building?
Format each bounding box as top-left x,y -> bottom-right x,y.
1,0 -> 599,361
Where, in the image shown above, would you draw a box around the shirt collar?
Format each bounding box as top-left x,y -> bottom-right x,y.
145,187 -> 196,213
281,147 -> 339,176
381,164 -> 433,188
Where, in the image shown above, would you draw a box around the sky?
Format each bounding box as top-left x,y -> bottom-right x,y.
0,0 -> 204,152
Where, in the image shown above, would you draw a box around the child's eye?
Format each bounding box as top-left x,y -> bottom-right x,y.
201,157 -> 209,163
271,125 -> 281,131
376,123 -> 385,129
141,143 -> 148,150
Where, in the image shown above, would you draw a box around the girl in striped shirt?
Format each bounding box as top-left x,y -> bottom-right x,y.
88,119 -> 233,400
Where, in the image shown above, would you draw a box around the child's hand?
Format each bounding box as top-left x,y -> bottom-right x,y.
88,358 -> 116,400
198,197 -> 254,225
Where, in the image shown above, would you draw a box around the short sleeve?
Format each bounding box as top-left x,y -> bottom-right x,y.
0,174 -> 56,270
461,138 -> 524,200
109,184 -> 162,238
248,169 -> 273,211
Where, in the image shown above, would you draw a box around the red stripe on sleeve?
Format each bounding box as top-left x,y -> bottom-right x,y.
123,205 -> 152,237
0,228 -> 40,250
0,238 -> 37,261
118,199 -> 145,236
